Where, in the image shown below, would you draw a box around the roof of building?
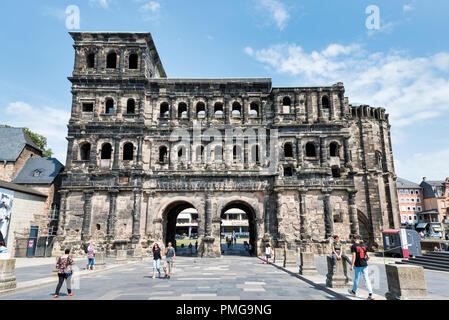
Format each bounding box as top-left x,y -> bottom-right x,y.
396,177 -> 421,189
0,179 -> 47,198
0,127 -> 43,162
12,158 -> 64,185
420,180 -> 446,199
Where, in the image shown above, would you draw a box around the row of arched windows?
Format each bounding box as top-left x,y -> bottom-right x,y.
79,142 -> 135,162
282,141 -> 340,158
84,98 -> 137,114
159,101 -> 260,118
86,51 -> 139,70
280,95 -> 331,113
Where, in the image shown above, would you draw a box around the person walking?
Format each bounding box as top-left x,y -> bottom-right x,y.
163,242 -> 176,279
263,244 -> 271,264
0,240 -> 10,259
54,248 -> 74,298
348,235 -> 374,300
152,243 -> 162,279
86,243 -> 95,271
331,235 -> 351,272
233,233 -> 237,244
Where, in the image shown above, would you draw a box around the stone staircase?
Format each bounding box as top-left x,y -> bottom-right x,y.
398,251 -> 449,272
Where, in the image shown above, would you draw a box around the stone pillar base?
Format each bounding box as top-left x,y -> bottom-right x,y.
284,249 -> 298,268
0,259 -> 17,291
200,236 -> 220,258
299,252 -> 318,276
274,248 -> 284,264
115,249 -> 128,264
95,252 -> 106,269
385,264 -> 428,300
325,256 -> 352,288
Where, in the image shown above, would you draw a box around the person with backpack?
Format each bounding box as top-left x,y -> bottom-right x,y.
86,243 -> 95,271
54,248 -> 74,298
163,242 -> 176,279
348,235 -> 374,300
152,243 -> 162,279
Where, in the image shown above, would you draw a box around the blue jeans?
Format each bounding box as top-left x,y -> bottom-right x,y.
153,259 -> 161,271
352,266 -> 373,294
88,258 -> 94,266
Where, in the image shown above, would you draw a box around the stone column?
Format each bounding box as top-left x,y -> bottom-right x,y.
0,259 -> 17,291
284,249 -> 298,268
89,139 -> 97,168
57,191 -> 68,236
343,137 -> 350,166
95,252 -> 106,269
329,91 -> 335,121
224,97 -> 230,125
317,91 -> 323,120
81,190 -> 94,241
299,252 -> 318,276
319,137 -> 325,167
137,137 -> 143,167
65,137 -> 75,168
299,191 -> 310,240
107,189 -> 119,239
112,137 -> 120,169
339,90 -> 345,117
294,92 -> 301,122
306,92 -> 313,124
131,189 -> 142,242
242,96 -> 248,124
204,192 -> 212,236
348,191 -> 359,236
385,264 -> 428,300
145,191 -> 155,235
115,250 -> 127,264
264,193 -> 271,235
323,192 -> 334,239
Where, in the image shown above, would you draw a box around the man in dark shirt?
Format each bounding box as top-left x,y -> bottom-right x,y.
348,235 -> 374,300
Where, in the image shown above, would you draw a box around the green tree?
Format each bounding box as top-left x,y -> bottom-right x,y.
0,124 -> 53,157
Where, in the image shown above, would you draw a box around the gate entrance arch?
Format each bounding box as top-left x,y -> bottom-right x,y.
162,201 -> 198,247
220,201 -> 258,256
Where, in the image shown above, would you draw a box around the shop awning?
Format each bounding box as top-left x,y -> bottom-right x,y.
416,223 -> 428,229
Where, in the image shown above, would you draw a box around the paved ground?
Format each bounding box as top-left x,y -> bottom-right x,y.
1,256 -> 339,300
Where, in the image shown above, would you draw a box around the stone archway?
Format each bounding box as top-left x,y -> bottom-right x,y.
161,201 -> 198,247
220,200 -> 258,256
357,210 -> 371,247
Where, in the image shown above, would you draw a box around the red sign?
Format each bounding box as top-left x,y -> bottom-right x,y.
28,240 -> 34,248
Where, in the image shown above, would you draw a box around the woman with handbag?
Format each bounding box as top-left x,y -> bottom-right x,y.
54,248 -> 75,298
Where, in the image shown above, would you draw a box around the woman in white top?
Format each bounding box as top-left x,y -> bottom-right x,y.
263,244 -> 271,264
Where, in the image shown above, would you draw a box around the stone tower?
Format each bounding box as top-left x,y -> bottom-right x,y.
54,32 -> 399,257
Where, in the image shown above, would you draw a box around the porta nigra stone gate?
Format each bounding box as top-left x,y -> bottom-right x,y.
54,32 -> 400,257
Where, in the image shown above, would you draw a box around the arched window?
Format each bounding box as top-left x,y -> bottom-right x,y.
375,151 -> 382,166
332,167 -> 341,178
322,96 -> 330,108
129,53 -> 138,69
196,102 -> 206,117
214,102 -> 223,115
159,146 -> 168,163
101,143 -> 112,159
105,98 -> 114,114
329,142 -> 339,157
232,102 -> 241,116
160,102 -> 169,118
87,53 -> 95,69
178,102 -> 188,117
106,52 -> 117,69
123,143 -> 134,161
250,102 -> 259,116
282,97 -> 291,113
80,143 -> 91,161
305,142 -> 316,158
284,142 -> 293,158
127,99 -> 135,114
233,145 -> 242,162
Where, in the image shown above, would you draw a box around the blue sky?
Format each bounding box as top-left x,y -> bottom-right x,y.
1,0 -> 448,182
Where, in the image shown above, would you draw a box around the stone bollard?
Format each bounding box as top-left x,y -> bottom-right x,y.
299,252 -> 318,276
385,264 -> 428,300
51,257 -> 59,276
274,248 -> 284,265
115,249 -> 127,264
0,259 -> 17,291
326,256 -> 352,288
284,250 -> 298,268
95,252 -> 106,269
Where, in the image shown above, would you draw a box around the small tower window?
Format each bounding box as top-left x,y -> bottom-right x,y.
214,102 -> 223,115
284,143 -> 293,158
332,167 -> 341,178
232,102 -> 241,116
80,143 -> 91,161
129,53 -> 138,69
123,143 -> 134,161
322,96 -> 330,108
106,52 -> 117,69
305,142 -> 316,158
87,53 -> 95,69
82,103 -> 94,112
282,97 -> 291,113
284,166 -> 293,177
101,143 -> 112,160
127,99 -> 136,114
196,102 -> 206,117
329,142 -> 339,157
250,102 -> 259,116
160,102 -> 169,118
105,99 -> 114,114
178,103 -> 188,117
159,146 -> 168,163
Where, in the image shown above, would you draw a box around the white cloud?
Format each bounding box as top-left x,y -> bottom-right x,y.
89,0 -> 109,9
140,1 -> 160,12
257,0 -> 290,31
244,46 -> 254,56
403,4 -> 415,12
3,101 -> 70,163
41,6 -> 66,21
395,148 -> 449,182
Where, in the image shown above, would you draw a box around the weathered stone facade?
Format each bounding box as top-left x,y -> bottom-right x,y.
54,32 -> 400,257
